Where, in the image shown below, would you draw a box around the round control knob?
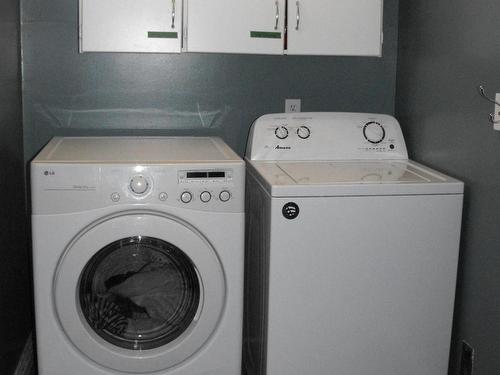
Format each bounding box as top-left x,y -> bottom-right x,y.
180,191 -> 193,203
129,175 -> 149,194
200,191 -> 212,203
297,126 -> 311,139
219,190 -> 231,202
275,126 -> 289,140
363,122 -> 386,144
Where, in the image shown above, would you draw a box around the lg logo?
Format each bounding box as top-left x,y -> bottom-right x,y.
43,170 -> 55,176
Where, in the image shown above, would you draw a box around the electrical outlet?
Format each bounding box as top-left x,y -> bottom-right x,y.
460,341 -> 474,375
285,99 -> 301,113
494,94 -> 500,131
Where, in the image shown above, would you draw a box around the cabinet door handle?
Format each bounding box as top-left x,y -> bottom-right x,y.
295,1 -> 300,30
274,1 -> 280,30
171,0 -> 176,29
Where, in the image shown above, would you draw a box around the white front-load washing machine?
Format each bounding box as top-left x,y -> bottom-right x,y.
31,137 -> 245,375
243,113 -> 464,375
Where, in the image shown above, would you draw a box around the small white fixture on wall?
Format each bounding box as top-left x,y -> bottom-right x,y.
494,93 -> 500,130
478,85 -> 500,131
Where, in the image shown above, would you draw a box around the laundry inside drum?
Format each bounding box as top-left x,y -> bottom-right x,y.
79,236 -> 200,350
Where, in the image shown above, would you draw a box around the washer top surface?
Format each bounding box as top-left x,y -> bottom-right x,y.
248,159 -> 463,196
33,136 -> 240,164
31,136 -> 245,215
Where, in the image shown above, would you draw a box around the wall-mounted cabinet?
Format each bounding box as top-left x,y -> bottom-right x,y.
79,0 -> 383,56
185,0 -> 286,55
79,0 -> 182,53
287,0 -> 383,56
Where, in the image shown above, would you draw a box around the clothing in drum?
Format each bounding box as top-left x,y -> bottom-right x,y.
79,236 -> 200,350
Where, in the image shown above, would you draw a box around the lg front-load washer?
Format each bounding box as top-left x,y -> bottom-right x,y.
31,137 -> 245,375
243,113 -> 464,375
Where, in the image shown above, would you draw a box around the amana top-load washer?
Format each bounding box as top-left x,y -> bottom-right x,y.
31,137 -> 244,375
243,113 -> 464,375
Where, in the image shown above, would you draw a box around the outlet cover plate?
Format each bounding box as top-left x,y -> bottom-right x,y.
285,99 -> 301,113
494,94 -> 500,130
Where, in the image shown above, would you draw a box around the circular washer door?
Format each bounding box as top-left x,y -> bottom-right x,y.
54,211 -> 225,373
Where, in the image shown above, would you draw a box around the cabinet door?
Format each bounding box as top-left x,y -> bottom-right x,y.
287,0 -> 383,56
185,0 -> 285,54
80,0 -> 182,53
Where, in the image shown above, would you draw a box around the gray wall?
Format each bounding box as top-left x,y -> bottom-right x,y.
0,0 -> 31,373
396,1 -> 500,374
22,0 -> 399,161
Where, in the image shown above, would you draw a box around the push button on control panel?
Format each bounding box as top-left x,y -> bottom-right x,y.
180,191 -> 193,203
200,191 -> 212,203
219,190 -> 231,202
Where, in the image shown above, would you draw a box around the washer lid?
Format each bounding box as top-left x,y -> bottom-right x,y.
248,160 -> 464,196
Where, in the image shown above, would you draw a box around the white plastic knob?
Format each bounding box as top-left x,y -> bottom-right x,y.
297,126 -> 311,139
363,122 -> 386,144
130,175 -> 149,194
275,126 -> 289,140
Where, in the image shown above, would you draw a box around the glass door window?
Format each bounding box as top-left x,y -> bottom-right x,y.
79,236 -> 200,350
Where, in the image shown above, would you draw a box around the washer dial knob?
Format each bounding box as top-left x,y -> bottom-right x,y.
219,190 -> 231,202
363,122 -> 386,144
129,175 -> 149,194
297,126 -> 311,139
275,126 -> 289,140
180,191 -> 193,203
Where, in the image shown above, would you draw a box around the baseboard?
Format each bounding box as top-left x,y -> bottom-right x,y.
13,332 -> 35,375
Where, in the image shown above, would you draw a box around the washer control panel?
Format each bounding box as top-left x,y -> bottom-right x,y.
99,166 -> 242,213
32,163 -> 244,214
246,112 -> 408,161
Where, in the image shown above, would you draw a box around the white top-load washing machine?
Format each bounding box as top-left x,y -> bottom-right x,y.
243,113 -> 464,375
31,137 -> 244,375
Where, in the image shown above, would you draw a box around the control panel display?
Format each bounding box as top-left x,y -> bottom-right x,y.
184,171 -> 227,179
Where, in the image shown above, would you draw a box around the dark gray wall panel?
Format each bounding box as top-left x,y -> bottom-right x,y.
0,0 -> 31,374
396,1 -> 500,374
22,0 -> 399,161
